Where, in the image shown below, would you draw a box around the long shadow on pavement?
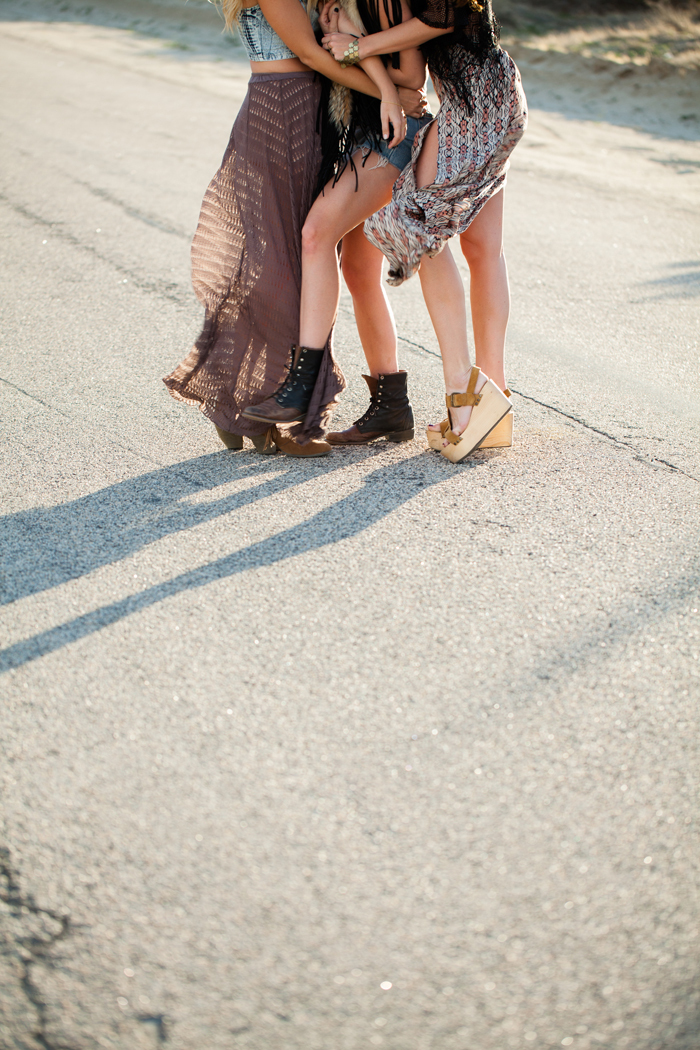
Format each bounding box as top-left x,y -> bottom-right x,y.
0,449 -> 349,607
0,449 -> 457,673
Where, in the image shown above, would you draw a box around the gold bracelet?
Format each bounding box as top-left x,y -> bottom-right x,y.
339,38 -> 360,68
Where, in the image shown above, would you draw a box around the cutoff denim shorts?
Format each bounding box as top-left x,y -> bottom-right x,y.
356,112 -> 433,173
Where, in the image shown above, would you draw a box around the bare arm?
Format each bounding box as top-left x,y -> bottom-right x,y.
260,0 -> 406,144
362,57 -> 408,146
385,0 -> 427,90
387,48 -> 427,89
323,17 -> 451,61
328,0 -> 426,89
398,85 -> 428,119
258,0 -> 384,99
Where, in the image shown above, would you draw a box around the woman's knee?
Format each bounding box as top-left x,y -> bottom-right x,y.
460,192 -> 505,265
460,228 -> 504,268
301,210 -> 336,258
342,261 -> 369,298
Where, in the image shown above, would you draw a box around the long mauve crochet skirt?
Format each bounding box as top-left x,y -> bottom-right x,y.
164,72 -> 345,442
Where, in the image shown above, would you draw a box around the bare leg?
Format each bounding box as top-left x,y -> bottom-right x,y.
341,222 -> 399,376
416,122 -> 483,437
300,156 -> 397,350
459,189 -> 509,392
419,245 -> 470,391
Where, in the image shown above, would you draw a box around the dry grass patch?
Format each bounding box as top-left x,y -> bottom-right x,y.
498,0 -> 700,71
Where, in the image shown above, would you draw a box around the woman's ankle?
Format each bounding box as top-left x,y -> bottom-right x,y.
474,354 -> 506,391
444,363 -> 489,395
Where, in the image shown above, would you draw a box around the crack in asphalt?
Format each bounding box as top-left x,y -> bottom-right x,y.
398,334 -> 441,359
11,145 -> 190,240
0,375 -> 169,468
77,181 -> 190,240
394,332 -> 696,481
509,388 -> 699,483
0,847 -> 76,1050
3,211 -> 693,481
0,192 -> 189,306
337,310 -> 441,361
0,376 -> 71,417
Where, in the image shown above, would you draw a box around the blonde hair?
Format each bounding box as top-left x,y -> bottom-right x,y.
215,0 -> 482,30
211,0 -> 242,30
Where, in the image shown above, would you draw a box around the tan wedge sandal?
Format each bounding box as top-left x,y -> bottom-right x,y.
480,387 -> 513,448
437,368 -> 512,464
427,387 -> 513,451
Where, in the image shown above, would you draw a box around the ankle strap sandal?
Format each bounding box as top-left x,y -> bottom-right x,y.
445,367 -> 484,416
440,367 -> 512,463
427,381 -> 512,452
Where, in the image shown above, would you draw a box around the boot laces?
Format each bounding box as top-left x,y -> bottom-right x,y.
277,377 -> 298,404
276,351 -> 305,404
355,384 -> 385,427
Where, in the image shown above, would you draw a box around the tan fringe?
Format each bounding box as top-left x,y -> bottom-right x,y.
307,0 -> 366,134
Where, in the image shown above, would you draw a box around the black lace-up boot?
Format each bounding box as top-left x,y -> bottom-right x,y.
326,371 -> 414,445
243,344 -> 324,425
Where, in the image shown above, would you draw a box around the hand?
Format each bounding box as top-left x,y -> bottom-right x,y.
336,5 -> 361,35
319,1 -> 339,34
381,99 -> 406,148
398,86 -> 429,120
320,2 -> 361,36
322,31 -> 357,60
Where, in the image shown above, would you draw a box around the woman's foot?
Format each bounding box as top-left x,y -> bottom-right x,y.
437,367 -> 512,463
215,426 -> 244,450
441,369 -> 488,444
427,387 -> 512,451
243,345 -> 324,425
327,371 -> 414,445
425,368 -> 487,449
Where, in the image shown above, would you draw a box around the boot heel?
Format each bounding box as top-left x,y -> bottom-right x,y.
251,430 -> 277,455
215,427 -> 244,450
271,427 -> 331,457
386,428 -> 414,442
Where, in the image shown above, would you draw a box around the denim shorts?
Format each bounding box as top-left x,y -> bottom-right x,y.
356,113 -> 433,173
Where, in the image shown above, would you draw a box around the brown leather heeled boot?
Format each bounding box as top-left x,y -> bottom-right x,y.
326,371 -> 414,445
271,427 -> 331,457
215,427 -> 244,450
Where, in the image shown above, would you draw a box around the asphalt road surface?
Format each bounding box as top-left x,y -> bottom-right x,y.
1,4 -> 699,1050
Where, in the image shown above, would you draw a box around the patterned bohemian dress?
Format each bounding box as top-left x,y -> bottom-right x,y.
364,0 -> 527,285
163,4 -> 345,443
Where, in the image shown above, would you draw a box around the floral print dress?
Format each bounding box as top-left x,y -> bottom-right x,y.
364,4 -> 527,285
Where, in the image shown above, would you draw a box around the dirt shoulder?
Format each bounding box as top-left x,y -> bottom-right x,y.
498,1 -> 700,140
499,0 -> 700,72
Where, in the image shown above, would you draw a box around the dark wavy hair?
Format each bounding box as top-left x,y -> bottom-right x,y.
416,0 -> 501,113
315,0 -> 405,194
